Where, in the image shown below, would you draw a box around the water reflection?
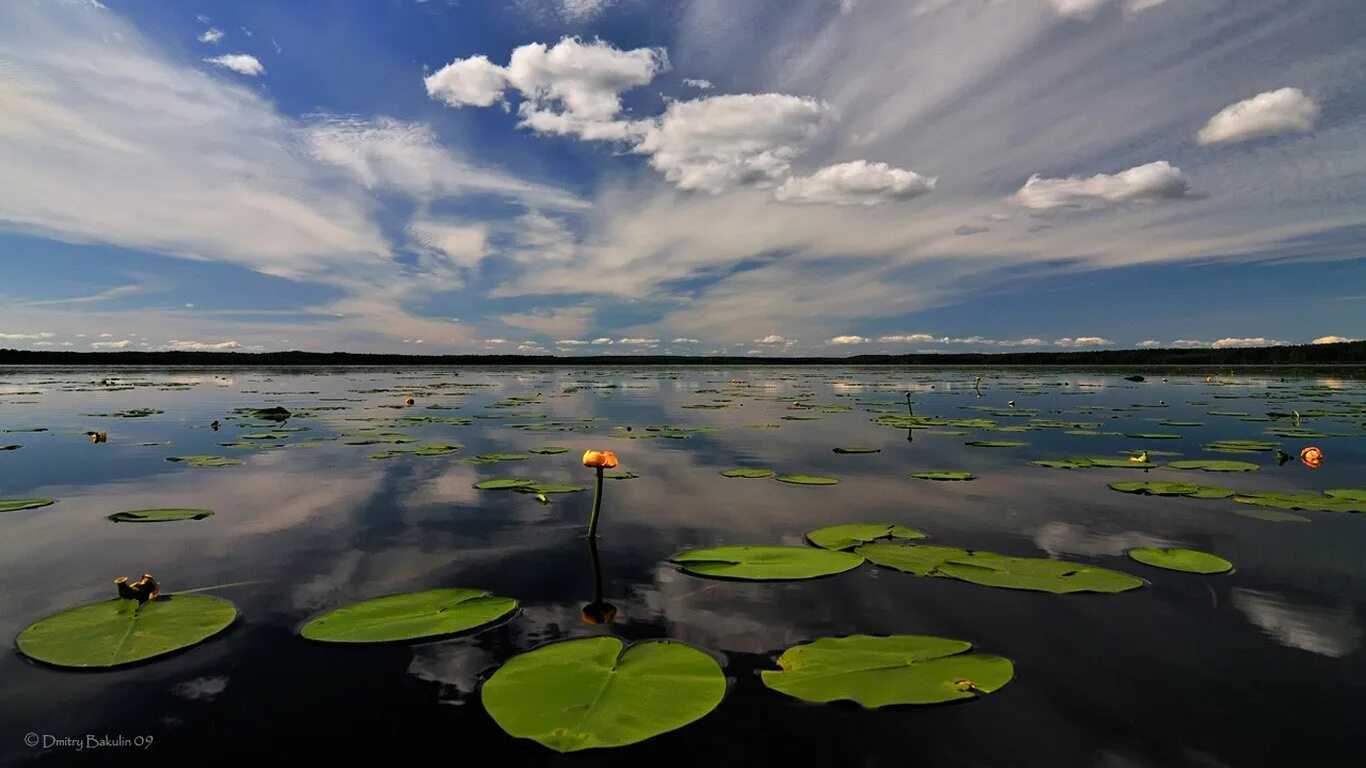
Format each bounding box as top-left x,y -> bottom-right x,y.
1231,589 -> 1361,658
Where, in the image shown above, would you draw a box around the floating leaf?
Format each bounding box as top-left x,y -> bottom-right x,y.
1203,440 -> 1277,454
0,444 -> 20,451
1034,457 -> 1155,469
482,637 -> 725,753
1110,481 -> 1208,497
108,508 -> 213,523
910,471 -> 976,481
519,483 -> 588,494
775,474 -> 839,486
934,552 -> 1144,594
806,523 -> 926,550
857,543 -> 971,576
720,468 -> 774,479
832,446 -> 881,454
1128,547 -> 1232,574
604,470 -> 638,480
761,635 -> 1014,708
166,455 -> 241,468
473,478 -> 535,490
0,498 -> 55,513
475,452 -> 530,462
965,440 -> 1029,448
528,446 -> 568,454
1165,460 -> 1258,472
300,588 -> 516,643
16,595 -> 236,668
671,546 -> 864,580
1234,508 -> 1311,523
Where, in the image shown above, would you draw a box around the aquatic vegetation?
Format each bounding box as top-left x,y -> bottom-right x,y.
528,446 -> 568,454
0,498 -> 55,513
965,440 -> 1029,448
165,455 -> 242,468
582,449 -> 619,538
720,468 -> 774,478
671,546 -> 864,580
832,446 -> 881,454
108,508 -> 213,523
482,638 -> 725,753
761,635 -> 1014,708
858,543 -> 1143,593
473,478 -> 536,490
806,523 -> 926,550
1203,439 -> 1278,453
1128,548 -> 1233,574
775,474 -> 840,485
1034,457 -> 1156,469
1165,460 -> 1259,472
17,593 -> 236,668
1300,445 -> 1324,468
300,588 -> 517,643
910,471 -> 976,481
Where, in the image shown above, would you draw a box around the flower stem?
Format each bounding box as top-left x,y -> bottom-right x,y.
587,466 -> 605,538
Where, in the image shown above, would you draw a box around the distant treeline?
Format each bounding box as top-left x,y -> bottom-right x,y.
1,341 -> 1362,367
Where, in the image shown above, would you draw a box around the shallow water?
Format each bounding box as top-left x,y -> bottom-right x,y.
1,366 -> 1363,767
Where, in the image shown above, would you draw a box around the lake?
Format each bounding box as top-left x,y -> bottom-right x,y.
1,366 -> 1363,766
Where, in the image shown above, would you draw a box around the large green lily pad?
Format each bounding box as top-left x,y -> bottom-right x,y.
1204,440 -> 1277,454
775,474 -> 840,486
671,546 -> 864,580
473,478 -> 536,490
0,498 -> 55,513
166,455 -> 242,468
720,468 -> 774,479
857,543 -> 970,576
910,471 -> 976,481
965,441 -> 1029,448
832,447 -> 881,454
300,588 -> 517,643
482,637 -> 725,753
1127,548 -> 1233,574
761,635 -> 1014,708
16,595 -> 236,668
858,544 -> 1143,593
1165,460 -> 1259,472
806,523 -> 926,551
528,446 -> 568,454
108,508 -> 213,523
1034,457 -> 1156,469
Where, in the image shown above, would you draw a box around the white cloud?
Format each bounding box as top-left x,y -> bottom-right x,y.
1210,337 -> 1287,348
618,337 -> 660,344
1137,339 -> 1162,348
682,78 -> 714,90
879,334 -> 943,344
755,334 -> 789,344
499,306 -> 594,337
672,337 -> 700,343
198,27 -> 223,44
592,337 -> 613,344
0,332 -> 55,340
91,339 -> 132,349
556,339 -> 590,346
1312,336 -> 1357,345
204,53 -> 265,77
1171,339 -> 1205,348
1054,336 -> 1112,347
774,160 -> 936,207
407,219 -> 490,270
635,94 -> 832,193
1015,161 -> 1191,210
423,55 -> 510,108
1046,0 -> 1171,20
166,339 -> 242,351
557,0 -> 618,21
1197,88 -> 1320,146
829,335 -> 868,344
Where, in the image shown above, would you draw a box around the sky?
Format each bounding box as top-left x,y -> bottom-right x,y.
0,0 -> 1363,356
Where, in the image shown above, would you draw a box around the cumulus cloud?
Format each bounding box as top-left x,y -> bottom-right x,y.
755,334 -> 789,344
198,28 -> 223,44
671,337 -> 700,343
0,332 -> 55,340
1053,336 -> 1113,347
1312,335 -> 1357,345
1210,337 -> 1287,348
1197,88 -> 1319,146
1137,339 -> 1162,348
166,340 -> 242,351
829,335 -> 868,344
682,78 -> 714,90
636,94 -> 832,193
425,38 -> 666,141
1015,161 -> 1191,210
91,339 -> 132,349
775,160 -> 936,207
204,53 -> 265,76
618,337 -> 660,344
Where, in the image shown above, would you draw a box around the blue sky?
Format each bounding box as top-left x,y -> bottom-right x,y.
0,0 -> 1362,355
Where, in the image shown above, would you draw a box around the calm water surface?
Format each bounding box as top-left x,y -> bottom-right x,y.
1,366 -> 1363,767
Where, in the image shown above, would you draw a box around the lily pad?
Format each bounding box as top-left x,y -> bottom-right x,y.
1204,440 -> 1277,454
857,543 -> 970,576
1034,457 -> 1156,469
0,498 -> 55,513
528,446 -> 568,454
16,595 -> 236,668
910,471 -> 976,481
473,478 -> 536,490
519,483 -> 589,494
761,635 -> 1014,708
1165,460 -> 1258,472
108,508 -> 213,523
1109,481 -> 1207,496
965,441 -> 1029,448
720,468 -> 774,479
300,588 -> 516,643
475,452 -> 530,462
934,552 -> 1144,594
166,455 -> 241,468
671,546 -> 864,580
832,447 -> 881,454
775,474 -> 840,486
604,470 -> 638,480
482,637 -> 725,753
806,523 -> 926,550
1127,547 -> 1232,574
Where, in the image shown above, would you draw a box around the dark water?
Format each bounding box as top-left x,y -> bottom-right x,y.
1,366 -> 1363,767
